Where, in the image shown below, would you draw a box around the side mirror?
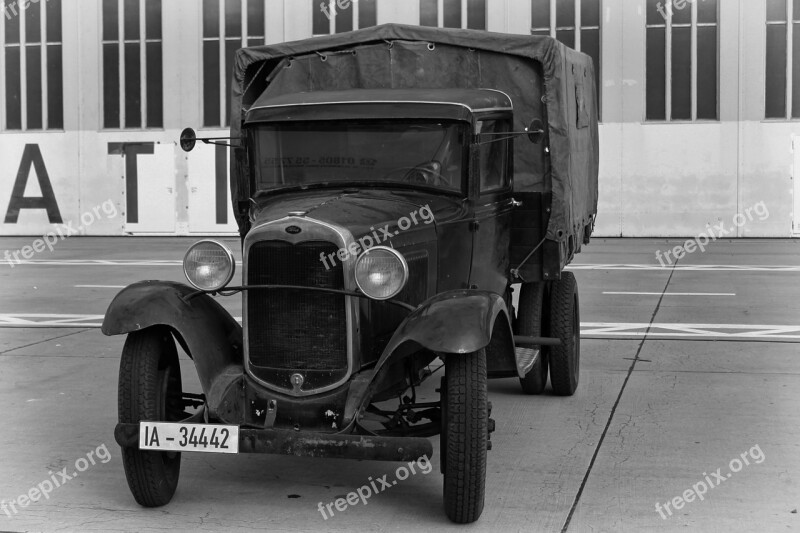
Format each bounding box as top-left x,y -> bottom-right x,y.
180,128 -> 197,152
179,127 -> 244,150
526,119 -> 545,144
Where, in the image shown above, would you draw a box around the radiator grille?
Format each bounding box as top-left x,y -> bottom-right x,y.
246,240 -> 348,390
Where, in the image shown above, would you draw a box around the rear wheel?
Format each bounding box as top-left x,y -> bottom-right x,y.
441,349 -> 488,523
517,283 -> 549,395
549,272 -> 580,396
118,327 -> 183,507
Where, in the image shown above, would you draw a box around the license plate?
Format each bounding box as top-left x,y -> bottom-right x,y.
139,422 -> 239,454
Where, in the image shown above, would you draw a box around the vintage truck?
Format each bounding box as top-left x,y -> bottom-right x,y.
104,24 -> 598,524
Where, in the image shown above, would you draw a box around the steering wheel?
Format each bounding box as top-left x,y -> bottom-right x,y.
383,162 -> 450,187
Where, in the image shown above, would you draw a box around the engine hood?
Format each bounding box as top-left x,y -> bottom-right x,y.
249,189 -> 464,244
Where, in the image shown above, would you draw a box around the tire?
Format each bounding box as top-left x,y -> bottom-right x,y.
549,271 -> 580,396
118,327 -> 183,507
517,283 -> 549,395
441,349 -> 488,524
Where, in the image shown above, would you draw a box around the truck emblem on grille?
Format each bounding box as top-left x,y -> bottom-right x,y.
290,373 -> 304,392
285,226 -> 302,234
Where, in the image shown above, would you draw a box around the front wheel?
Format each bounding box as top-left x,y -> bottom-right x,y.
440,349 -> 488,523
118,327 -> 183,507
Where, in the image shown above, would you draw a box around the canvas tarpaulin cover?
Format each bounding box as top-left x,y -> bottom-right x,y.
230,24 -> 598,242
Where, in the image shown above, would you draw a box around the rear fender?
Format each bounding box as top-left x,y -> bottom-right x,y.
102,281 -> 243,402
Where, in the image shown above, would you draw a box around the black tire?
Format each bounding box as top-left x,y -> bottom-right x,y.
441,349 -> 488,524
118,327 -> 183,507
517,283 -> 549,395
549,271 -> 580,396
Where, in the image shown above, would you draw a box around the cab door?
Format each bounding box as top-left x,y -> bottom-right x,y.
469,117 -> 514,296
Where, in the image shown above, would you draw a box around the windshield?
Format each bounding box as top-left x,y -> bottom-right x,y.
252,120 -> 467,193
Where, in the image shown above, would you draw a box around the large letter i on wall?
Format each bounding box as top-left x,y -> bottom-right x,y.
108,142 -> 155,224
4,144 -> 63,224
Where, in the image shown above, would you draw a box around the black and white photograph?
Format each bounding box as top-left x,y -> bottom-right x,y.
0,0 -> 798,531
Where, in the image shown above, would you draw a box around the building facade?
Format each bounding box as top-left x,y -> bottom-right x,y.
1,0 -> 798,237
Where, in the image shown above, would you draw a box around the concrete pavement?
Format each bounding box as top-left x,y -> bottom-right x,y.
0,237 -> 798,532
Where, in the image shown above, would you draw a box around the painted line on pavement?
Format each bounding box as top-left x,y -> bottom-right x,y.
569,264 -> 800,272
603,292 -> 736,296
581,322 -> 800,340
2,314 -> 798,341
4,260 -> 241,266
0,314 -> 107,327
0,314 -> 242,328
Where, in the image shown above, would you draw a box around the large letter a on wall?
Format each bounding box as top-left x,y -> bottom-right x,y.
3,144 -> 63,224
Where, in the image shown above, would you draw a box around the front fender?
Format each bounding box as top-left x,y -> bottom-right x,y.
102,281 -> 243,398
344,290 -> 509,426
389,289 -> 508,355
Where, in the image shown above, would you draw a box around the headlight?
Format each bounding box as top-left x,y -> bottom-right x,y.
354,246 -> 409,300
183,240 -> 236,291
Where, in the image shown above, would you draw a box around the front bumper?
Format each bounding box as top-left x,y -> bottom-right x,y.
114,423 -> 432,462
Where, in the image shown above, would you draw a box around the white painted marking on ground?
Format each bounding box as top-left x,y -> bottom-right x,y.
0,314 -> 106,327
5,260 -> 242,267
1,314 -> 798,341
0,314 -> 243,328
75,285 -> 126,289
581,322 -> 800,340
9,260 -> 182,266
603,292 -> 736,296
569,264 -> 800,272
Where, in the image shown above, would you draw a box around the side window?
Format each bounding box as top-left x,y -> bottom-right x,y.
476,120 -> 510,193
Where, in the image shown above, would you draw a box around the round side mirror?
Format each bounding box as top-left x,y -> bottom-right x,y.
180,128 -> 197,153
527,119 -> 545,144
